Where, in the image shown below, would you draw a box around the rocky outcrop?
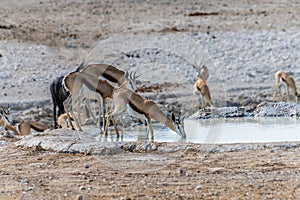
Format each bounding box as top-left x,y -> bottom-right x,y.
190,102 -> 300,119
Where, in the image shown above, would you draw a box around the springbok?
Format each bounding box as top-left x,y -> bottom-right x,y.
58,112 -> 89,129
193,78 -> 212,108
79,63 -> 140,88
58,113 -> 73,129
63,71 -> 123,134
50,75 -> 70,129
0,107 -> 10,116
0,112 -> 48,135
0,107 -> 17,134
193,64 -> 212,108
51,74 -> 100,129
273,70 -> 299,102
62,64 -> 139,131
105,75 -> 186,140
49,62 -> 91,129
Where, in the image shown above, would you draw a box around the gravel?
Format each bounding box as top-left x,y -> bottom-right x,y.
2,29 -> 300,110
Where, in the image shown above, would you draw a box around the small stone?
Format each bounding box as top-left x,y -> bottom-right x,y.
85,164 -> 90,169
25,187 -> 34,191
195,185 -> 202,190
21,178 -> 29,185
79,186 -> 86,191
179,168 -> 184,175
77,195 -> 83,200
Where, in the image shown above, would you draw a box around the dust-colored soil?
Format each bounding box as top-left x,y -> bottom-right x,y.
1,141 -> 300,199
1,0 -> 300,199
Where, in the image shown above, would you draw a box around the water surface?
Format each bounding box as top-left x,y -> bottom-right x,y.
103,117 -> 300,144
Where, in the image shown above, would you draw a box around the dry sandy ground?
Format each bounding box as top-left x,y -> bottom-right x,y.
1,0 -> 300,199
1,140 -> 300,199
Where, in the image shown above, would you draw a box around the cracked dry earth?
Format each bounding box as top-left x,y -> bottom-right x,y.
0,140 -> 300,199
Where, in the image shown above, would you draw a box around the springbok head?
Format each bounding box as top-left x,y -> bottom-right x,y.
124,71 -> 141,92
192,62 -> 201,74
0,107 -> 10,116
171,113 -> 186,139
0,106 -> 11,123
193,63 -> 209,81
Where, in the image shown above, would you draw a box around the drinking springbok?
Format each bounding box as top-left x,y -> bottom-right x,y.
105,75 -> 186,140
273,70 -> 299,102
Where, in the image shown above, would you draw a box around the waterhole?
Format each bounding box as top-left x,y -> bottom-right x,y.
102,117 -> 300,144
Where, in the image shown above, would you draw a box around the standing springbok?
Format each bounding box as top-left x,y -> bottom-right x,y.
51,63 -> 138,130
193,64 -> 212,108
49,62 -> 88,129
62,64 -> 139,131
193,78 -> 212,108
79,63 -> 140,120
50,76 -> 99,129
105,75 -> 186,140
63,71 -> 126,134
273,70 -> 299,102
50,75 -> 70,129
79,63 -> 140,88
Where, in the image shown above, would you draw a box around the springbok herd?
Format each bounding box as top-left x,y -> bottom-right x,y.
0,61 -> 299,140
